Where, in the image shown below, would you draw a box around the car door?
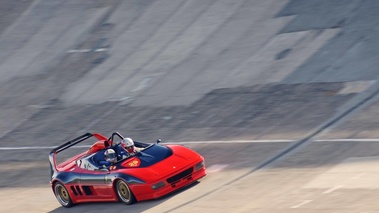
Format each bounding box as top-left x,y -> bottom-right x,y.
78,169 -> 113,199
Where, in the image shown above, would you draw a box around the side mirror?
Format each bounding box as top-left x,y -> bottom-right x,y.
104,140 -> 110,147
156,139 -> 162,144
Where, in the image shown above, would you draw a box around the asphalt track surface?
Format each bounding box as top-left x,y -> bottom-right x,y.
2,0 -> 379,212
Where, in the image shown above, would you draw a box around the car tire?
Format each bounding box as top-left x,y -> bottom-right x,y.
54,182 -> 74,208
115,179 -> 136,205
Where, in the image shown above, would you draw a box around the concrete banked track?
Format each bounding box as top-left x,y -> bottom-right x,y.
1,0 -> 379,212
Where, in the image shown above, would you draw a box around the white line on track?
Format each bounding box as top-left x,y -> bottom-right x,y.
94,48 -> 107,52
323,185 -> 344,194
291,200 -> 312,208
0,145 -> 92,151
315,138 -> 379,142
3,138 -> 379,151
0,139 -> 294,151
206,164 -> 229,173
67,49 -> 92,53
67,48 -> 108,53
165,139 -> 295,144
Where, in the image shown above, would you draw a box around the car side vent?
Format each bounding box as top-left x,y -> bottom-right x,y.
82,186 -> 93,195
75,186 -> 83,195
70,186 -> 78,196
167,167 -> 193,186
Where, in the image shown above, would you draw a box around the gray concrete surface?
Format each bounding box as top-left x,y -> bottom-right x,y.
1,0 -> 379,212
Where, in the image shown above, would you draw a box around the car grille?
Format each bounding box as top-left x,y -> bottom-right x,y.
166,167 -> 193,186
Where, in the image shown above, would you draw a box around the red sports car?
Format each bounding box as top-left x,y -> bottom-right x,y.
49,132 -> 206,207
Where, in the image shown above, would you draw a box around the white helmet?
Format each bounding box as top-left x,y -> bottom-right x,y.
104,149 -> 116,162
121,138 -> 134,147
121,138 -> 135,154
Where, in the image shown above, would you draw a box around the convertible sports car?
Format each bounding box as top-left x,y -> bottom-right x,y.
49,132 -> 206,207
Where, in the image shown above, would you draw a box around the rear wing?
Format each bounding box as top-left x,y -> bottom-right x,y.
49,132 -> 107,179
50,133 -> 93,154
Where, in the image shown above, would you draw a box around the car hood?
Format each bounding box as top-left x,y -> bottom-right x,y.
125,145 -> 203,182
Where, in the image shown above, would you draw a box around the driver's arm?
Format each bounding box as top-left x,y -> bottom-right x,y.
99,160 -> 111,168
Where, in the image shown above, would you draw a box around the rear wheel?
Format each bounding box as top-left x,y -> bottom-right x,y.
115,179 -> 136,205
54,182 -> 73,208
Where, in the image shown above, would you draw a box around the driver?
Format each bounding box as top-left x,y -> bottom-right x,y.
95,149 -> 117,168
116,138 -> 142,159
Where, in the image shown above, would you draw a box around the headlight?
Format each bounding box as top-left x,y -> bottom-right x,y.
195,161 -> 205,171
152,181 -> 166,190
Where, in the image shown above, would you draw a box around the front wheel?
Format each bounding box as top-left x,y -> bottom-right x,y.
54,182 -> 73,208
115,179 -> 136,205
